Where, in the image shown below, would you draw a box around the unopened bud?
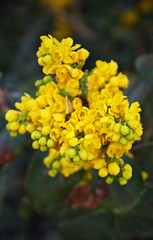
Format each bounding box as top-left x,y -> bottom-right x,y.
119,177 -> 127,185
122,170 -> 132,180
73,155 -> 81,165
32,140 -> 40,150
120,125 -> 129,135
120,136 -> 128,145
79,149 -> 87,161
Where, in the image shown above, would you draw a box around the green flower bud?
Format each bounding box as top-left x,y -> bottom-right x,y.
106,176 -> 114,184
79,149 -> 87,161
119,177 -> 127,185
6,123 -> 10,131
32,140 -> 40,150
114,123 -> 122,133
125,130 -> 134,140
122,170 -> 132,180
133,132 -> 138,141
10,131 -> 18,137
40,146 -> 48,152
36,50 -> 42,58
48,169 -> 58,177
73,155 -> 81,165
35,91 -> 40,97
120,136 -> 128,145
31,131 -> 42,140
35,80 -> 43,88
38,57 -> 44,66
43,75 -> 52,84
39,137 -> 47,146
65,155 -> 71,162
47,139 -> 55,148
66,148 -> 76,158
120,125 -> 129,135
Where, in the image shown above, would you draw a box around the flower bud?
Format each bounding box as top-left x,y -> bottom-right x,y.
98,167 -> 108,178
43,156 -> 53,167
120,136 -> 128,145
73,155 -> 81,165
66,148 -> 76,158
35,80 -> 43,88
125,130 -> 133,140
5,110 -> 19,122
79,149 -> 88,161
120,125 -> 129,135
38,57 -> 44,66
40,146 -> 48,152
32,140 -> 40,150
39,137 -> 47,146
43,75 -> 52,84
42,125 -> 51,135
122,170 -> 132,180
65,155 -> 71,162
26,124 -> 36,133
128,120 -> 139,130
123,164 -> 132,172
10,131 -> 18,137
47,139 -> 55,148
69,138 -> 79,147
31,131 -> 42,140
18,124 -> 26,134
106,176 -> 114,184
108,162 -> 120,175
133,132 -> 138,141
48,169 -> 58,177
9,122 -> 19,131
114,123 -> 122,133
43,55 -> 52,65
52,161 -> 60,170
6,123 -> 10,131
119,177 -> 127,185
36,50 -> 42,58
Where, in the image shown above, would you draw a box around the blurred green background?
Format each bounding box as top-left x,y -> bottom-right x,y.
0,0 -> 153,239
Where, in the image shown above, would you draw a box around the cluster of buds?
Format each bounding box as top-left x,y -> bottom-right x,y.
5,35 -> 143,185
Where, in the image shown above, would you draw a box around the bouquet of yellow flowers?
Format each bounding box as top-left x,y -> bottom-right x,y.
5,35 -> 143,185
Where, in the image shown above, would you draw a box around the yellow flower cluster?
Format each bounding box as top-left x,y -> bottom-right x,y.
5,35 -> 143,185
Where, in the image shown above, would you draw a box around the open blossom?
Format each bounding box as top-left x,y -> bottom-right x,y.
5,35 -> 143,185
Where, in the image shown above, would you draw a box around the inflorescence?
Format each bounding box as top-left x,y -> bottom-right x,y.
5,35 -> 143,185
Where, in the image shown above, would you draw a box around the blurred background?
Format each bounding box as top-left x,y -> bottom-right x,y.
0,0 -> 153,239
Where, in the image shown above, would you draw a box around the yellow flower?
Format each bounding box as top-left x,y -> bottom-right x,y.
50,128 -> 61,142
69,137 -> 78,147
106,143 -> 124,158
72,98 -> 82,110
93,159 -> 107,170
